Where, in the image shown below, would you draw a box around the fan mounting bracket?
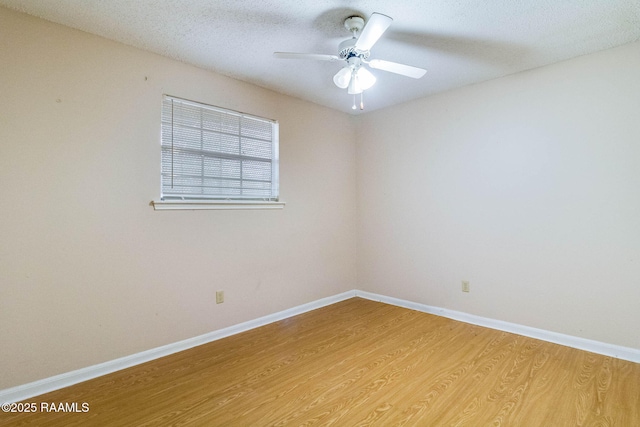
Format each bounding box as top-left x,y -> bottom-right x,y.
344,16 -> 365,34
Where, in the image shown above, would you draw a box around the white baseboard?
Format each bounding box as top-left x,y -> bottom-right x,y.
3,289 -> 638,403
355,290 -> 640,364
0,290 -> 356,404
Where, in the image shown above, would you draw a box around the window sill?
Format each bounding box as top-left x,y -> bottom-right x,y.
152,200 -> 286,211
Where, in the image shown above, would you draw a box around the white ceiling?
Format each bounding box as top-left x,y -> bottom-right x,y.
2,0 -> 639,114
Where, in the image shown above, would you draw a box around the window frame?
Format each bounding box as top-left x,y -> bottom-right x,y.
153,95 -> 284,210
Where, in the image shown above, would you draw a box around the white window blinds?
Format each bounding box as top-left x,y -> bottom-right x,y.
161,95 -> 279,201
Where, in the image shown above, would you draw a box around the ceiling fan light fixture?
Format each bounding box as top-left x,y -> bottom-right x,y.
356,67 -> 376,90
333,67 -> 351,89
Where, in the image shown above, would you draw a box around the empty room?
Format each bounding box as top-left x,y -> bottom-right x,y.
1,1 -> 639,425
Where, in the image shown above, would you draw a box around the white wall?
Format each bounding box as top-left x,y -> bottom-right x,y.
357,41 -> 640,349
0,7 -> 357,389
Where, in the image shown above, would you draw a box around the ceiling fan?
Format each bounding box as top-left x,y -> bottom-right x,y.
274,13 -> 427,110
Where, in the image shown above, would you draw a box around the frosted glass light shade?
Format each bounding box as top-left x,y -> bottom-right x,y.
333,67 -> 351,89
357,67 -> 376,90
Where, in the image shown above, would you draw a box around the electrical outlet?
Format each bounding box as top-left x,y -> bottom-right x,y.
462,281 -> 470,293
216,290 -> 224,304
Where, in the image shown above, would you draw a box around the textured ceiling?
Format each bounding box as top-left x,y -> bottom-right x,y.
2,0 -> 639,114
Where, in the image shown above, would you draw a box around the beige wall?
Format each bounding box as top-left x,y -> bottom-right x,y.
0,8 -> 357,389
357,41 -> 640,349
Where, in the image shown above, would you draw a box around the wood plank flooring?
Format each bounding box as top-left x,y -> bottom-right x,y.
2,298 -> 639,426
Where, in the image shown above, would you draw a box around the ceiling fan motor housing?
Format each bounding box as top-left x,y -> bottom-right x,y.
338,38 -> 370,60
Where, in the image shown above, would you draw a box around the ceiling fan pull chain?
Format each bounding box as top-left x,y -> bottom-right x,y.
352,94 -> 357,110
360,92 -> 364,110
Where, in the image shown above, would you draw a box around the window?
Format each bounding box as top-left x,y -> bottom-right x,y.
157,95 -> 280,208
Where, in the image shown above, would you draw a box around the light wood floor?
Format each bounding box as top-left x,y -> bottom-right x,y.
2,298 -> 639,426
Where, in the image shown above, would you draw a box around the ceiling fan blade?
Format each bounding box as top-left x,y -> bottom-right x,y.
368,59 -> 427,78
354,13 -> 393,51
273,52 -> 340,61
